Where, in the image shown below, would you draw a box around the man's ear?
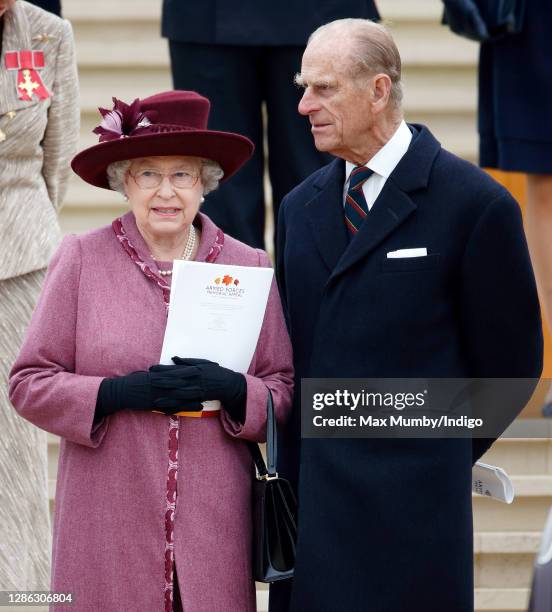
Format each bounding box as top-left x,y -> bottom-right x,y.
371,73 -> 392,113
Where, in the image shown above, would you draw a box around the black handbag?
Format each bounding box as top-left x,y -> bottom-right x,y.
442,0 -> 526,42
248,391 -> 297,583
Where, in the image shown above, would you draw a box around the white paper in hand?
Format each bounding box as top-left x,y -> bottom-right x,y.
160,260 -> 274,373
472,461 -> 514,504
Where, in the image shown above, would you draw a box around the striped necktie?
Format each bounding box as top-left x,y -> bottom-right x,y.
344,165 -> 374,236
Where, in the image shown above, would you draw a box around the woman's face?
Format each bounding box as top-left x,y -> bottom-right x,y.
124,155 -> 204,241
0,0 -> 16,18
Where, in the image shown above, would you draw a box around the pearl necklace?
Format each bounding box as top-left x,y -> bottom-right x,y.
151,225 -> 197,277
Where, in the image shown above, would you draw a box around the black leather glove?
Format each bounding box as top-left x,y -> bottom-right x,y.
94,368 -> 203,422
150,357 -> 247,423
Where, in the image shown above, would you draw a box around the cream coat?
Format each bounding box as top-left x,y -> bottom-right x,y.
0,0 -> 79,280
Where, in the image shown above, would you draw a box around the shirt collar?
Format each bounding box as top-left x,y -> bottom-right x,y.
345,120 -> 413,183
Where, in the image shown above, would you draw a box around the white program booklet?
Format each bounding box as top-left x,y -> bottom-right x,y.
160,261 -> 274,412
472,461 -> 514,504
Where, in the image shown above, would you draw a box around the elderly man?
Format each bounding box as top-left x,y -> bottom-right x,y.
272,19 -> 543,612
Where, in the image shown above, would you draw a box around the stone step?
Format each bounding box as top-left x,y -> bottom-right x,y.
387,18 -> 478,67
480,438 -> 552,476
476,552 -> 535,589
65,177 -> 122,207
475,532 -> 541,589
475,588 -> 530,611
77,69 -> 172,119
472,475 -> 552,533
59,204 -> 127,235
64,0 -> 160,20
72,21 -> 169,68
476,531 -> 542,554
473,494 -> 552,533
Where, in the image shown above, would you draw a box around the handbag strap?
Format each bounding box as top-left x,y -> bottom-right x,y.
249,389 -> 278,479
265,389 -> 277,477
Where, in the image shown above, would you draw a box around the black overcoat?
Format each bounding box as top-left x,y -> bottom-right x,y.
272,125 -> 543,612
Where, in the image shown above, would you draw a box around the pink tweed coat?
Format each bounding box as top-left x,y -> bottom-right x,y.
9,211 -> 294,612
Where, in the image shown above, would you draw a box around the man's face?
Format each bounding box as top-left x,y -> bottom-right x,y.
297,38 -> 375,162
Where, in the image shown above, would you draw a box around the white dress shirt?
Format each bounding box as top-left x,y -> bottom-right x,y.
343,120 -> 413,211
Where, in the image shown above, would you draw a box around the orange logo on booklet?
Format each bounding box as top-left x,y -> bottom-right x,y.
214,275 -> 240,286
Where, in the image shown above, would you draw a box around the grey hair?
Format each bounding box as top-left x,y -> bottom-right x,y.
106,160 -> 131,195
106,158 -> 224,196
308,18 -> 403,109
201,158 -> 225,194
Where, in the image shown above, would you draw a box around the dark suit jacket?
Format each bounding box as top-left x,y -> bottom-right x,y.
162,0 -> 380,45
274,125 -> 543,612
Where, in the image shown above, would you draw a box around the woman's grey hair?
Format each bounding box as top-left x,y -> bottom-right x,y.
308,18 -> 403,108
106,158 -> 224,196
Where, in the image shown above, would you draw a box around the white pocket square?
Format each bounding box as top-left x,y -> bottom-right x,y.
387,248 -> 427,259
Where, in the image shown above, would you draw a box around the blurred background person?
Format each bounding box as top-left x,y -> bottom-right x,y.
478,0 -> 552,321
0,0 -> 79,591
476,0 -> 552,412
161,0 -> 380,251
442,0 -> 552,414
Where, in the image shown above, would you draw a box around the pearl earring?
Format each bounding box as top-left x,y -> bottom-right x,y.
200,196 -> 205,203
124,194 -> 129,201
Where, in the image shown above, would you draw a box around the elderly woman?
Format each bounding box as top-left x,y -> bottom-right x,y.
0,0 -> 78,591
9,90 -> 294,612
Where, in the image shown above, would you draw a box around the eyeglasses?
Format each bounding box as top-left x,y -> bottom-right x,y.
129,169 -> 200,190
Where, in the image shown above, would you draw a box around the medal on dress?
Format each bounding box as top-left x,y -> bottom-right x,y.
4,50 -> 51,101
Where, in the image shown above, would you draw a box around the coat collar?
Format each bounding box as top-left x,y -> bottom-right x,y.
305,157 -> 349,273
306,124 -> 441,281
119,210 -> 222,268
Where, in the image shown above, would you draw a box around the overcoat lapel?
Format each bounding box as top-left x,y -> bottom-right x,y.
305,125 -> 441,282
304,157 -> 348,273
330,181 -> 417,281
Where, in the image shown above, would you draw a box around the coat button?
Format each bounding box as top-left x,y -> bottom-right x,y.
0,129 -> 6,142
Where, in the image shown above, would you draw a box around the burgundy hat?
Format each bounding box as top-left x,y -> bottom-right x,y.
71,90 -> 254,190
